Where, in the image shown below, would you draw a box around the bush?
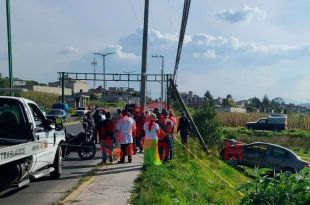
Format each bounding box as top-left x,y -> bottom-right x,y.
193,101 -> 222,146
239,168 -> 310,205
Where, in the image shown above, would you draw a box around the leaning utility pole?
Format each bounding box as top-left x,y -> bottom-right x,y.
140,0 -> 149,110
6,0 -> 13,96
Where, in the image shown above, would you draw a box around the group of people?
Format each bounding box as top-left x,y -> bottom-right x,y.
86,107 -> 191,166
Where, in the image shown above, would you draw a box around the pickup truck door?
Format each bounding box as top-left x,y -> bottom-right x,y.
27,103 -> 56,170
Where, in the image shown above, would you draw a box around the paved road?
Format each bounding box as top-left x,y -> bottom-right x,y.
0,123 -> 102,205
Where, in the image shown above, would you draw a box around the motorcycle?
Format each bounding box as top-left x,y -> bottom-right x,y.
64,119 -> 97,160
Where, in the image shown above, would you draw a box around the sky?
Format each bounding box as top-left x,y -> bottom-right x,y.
1,0 -> 310,104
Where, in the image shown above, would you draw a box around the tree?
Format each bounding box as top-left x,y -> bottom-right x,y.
204,90 -> 214,104
270,98 -> 285,113
251,97 -> 261,108
0,77 -> 9,88
245,97 -> 261,112
193,101 -> 222,146
222,94 -> 235,107
262,95 -> 270,113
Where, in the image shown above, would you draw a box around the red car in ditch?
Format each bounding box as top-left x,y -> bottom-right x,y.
220,139 -> 310,173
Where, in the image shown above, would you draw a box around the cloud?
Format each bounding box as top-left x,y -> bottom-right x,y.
216,5 -> 266,23
58,46 -> 79,54
149,29 -> 192,45
193,50 -> 217,59
112,45 -> 140,62
98,29 -> 310,73
185,33 -> 310,67
66,29 -> 310,102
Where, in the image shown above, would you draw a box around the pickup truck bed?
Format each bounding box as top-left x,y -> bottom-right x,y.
0,141 -> 47,166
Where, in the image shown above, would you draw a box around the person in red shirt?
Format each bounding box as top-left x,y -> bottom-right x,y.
134,111 -> 145,153
158,109 -> 173,162
99,112 -> 114,163
168,109 -> 176,133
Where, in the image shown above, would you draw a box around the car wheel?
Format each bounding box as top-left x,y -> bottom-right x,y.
50,146 -> 62,179
226,159 -> 238,167
219,149 -> 224,159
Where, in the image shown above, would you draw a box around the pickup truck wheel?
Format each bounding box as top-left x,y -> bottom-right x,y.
50,146 -> 62,179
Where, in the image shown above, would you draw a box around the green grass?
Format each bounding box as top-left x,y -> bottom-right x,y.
131,139 -> 248,205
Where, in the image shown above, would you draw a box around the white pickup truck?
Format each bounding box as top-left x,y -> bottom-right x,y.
0,97 -> 66,190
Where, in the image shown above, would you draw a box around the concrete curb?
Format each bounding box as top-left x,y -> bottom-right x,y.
61,175 -> 98,205
64,121 -> 80,126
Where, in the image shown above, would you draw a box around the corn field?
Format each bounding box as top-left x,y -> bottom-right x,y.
20,91 -> 59,110
217,112 -> 310,131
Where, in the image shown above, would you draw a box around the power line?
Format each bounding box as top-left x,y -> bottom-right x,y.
148,0 -> 157,31
129,0 -> 141,27
167,0 -> 175,31
138,0 -> 144,16
173,0 -> 191,84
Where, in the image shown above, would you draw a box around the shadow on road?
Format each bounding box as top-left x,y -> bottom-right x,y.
63,164 -> 97,170
96,165 -> 142,176
0,186 -> 29,199
64,156 -> 101,161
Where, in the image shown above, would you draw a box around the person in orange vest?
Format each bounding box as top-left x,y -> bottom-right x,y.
158,109 -> 173,162
168,109 -> 176,133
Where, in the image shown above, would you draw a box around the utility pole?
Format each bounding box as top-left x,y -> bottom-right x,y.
6,0 -> 13,96
140,0 -> 149,110
152,55 -> 164,102
91,56 -> 97,89
61,72 -> 65,103
93,52 -> 116,91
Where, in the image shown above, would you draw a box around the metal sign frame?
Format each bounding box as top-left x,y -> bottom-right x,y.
57,72 -> 173,103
